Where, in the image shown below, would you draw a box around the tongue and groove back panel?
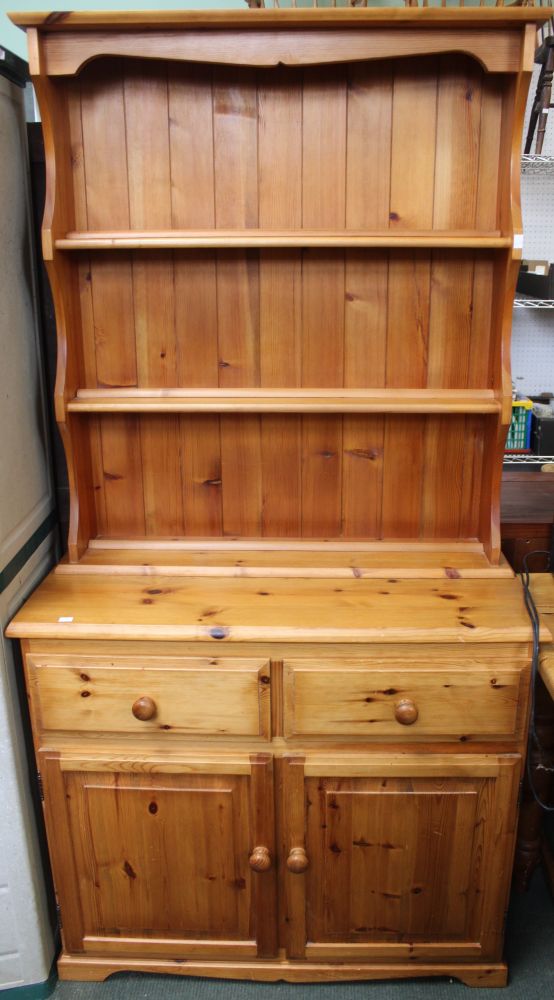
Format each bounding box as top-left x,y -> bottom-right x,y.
69,58 -> 503,232
53,53 -> 514,548
88,413 -> 485,539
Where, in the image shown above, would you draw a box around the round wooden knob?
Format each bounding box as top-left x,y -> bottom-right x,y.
394,698 -> 418,726
249,846 -> 272,872
132,696 -> 157,721
286,847 -> 309,874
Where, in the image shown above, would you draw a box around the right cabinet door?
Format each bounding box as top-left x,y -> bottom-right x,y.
281,754 -> 520,964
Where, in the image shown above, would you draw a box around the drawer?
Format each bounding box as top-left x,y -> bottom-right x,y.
28,656 -> 271,739
283,660 -> 525,741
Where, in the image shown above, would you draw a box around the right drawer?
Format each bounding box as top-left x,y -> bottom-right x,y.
283,659 -> 527,741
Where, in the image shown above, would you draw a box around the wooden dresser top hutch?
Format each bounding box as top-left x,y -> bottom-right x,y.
7,5 -> 553,988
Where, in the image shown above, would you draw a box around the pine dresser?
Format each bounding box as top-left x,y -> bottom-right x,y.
7,5 -> 553,987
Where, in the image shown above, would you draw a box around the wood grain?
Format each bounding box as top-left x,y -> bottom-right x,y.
38,28 -> 525,79
283,660 -> 523,740
61,765 -> 254,945
6,573 -> 539,644
56,545 -> 514,580
56,232 -> 510,251
83,411 -> 492,543
54,954 -> 508,986
31,656 -> 271,738
12,8 -> 552,29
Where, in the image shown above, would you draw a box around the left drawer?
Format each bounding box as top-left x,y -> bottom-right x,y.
26,655 -> 271,739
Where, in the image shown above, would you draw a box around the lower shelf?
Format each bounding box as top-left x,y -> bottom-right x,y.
56,539 -> 513,580
67,388 -> 501,415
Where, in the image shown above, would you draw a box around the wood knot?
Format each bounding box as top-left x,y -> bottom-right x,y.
210,626 -> 229,640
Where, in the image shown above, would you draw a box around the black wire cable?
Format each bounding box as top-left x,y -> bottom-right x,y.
520,549 -> 554,811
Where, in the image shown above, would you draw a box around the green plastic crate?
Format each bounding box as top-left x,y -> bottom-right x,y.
505,400 -> 533,452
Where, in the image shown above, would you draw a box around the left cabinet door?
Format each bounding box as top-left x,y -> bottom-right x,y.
40,752 -> 277,960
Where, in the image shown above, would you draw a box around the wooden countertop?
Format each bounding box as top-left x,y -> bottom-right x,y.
6,571 -> 547,645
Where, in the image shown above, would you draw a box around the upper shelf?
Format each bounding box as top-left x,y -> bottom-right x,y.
68,388 -> 501,415
54,230 -> 513,253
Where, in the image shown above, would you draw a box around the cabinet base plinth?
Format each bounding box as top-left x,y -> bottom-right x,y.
57,954 -> 508,987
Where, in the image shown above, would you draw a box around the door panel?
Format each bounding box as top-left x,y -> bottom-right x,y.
281,754 -> 519,962
41,753 -> 276,959
73,778 -> 249,938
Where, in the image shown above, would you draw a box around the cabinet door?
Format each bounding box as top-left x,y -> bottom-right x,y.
41,752 -> 276,959
281,754 -> 520,963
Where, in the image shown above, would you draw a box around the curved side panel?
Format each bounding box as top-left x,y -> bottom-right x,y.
480,24 -> 536,565
40,28 -> 522,77
32,47 -> 96,561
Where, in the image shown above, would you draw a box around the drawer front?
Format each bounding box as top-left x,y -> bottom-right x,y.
29,656 -> 271,738
284,660 -> 525,740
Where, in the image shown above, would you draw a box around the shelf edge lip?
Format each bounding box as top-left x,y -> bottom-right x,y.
74,388 -> 499,398
87,537 -> 488,552
67,405 -> 501,415
67,389 -> 501,416
54,231 -> 512,251
54,563 -> 514,581
5,622 -> 542,643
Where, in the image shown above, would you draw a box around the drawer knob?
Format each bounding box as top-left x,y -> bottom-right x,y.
249,846 -> 272,872
287,847 -> 309,874
132,696 -> 157,721
394,699 -> 418,726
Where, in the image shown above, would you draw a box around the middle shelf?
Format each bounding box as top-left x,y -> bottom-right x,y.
67,388 -> 501,415
54,230 -> 513,252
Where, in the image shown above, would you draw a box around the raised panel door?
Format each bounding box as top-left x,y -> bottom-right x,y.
41,752 -> 276,960
281,754 -> 520,963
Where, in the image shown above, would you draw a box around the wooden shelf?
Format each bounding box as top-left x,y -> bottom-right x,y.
68,388 -> 501,415
54,230 -> 512,252
55,540 -> 514,581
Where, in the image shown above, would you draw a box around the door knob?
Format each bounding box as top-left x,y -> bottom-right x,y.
287,847 -> 309,874
132,696 -> 157,721
394,698 -> 418,725
249,846 -> 272,872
